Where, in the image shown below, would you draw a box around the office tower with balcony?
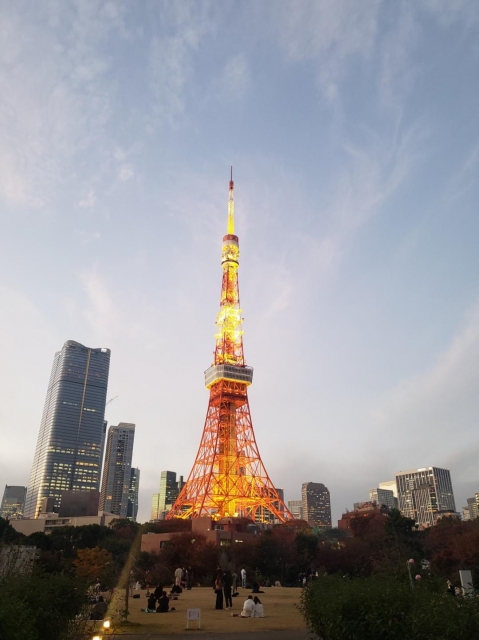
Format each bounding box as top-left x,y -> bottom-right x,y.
99,423 -> 136,518
151,471 -> 183,521
369,487 -> 398,511
274,488 -> 285,519
24,341 -> 110,518
288,500 -> 304,520
0,485 -> 27,519
302,482 -> 332,529
379,480 -> 398,497
466,494 -> 479,520
127,467 -> 140,521
395,467 -> 456,528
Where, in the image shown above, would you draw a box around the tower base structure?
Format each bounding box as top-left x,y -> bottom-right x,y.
166,377 -> 290,522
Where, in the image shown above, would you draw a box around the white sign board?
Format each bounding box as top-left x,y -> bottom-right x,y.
459,570 -> 474,596
186,608 -> 201,629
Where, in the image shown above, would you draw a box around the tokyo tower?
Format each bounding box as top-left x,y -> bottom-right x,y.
167,170 -> 293,523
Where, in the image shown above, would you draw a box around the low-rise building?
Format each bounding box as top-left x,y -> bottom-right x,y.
338,501 -> 388,530
141,516 -> 260,552
9,512 -> 117,536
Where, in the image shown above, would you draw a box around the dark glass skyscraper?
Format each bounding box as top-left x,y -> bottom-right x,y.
302,482 -> 332,529
151,471 -> 184,520
127,467 -> 140,522
0,485 -> 27,519
24,340 -> 110,518
99,423 -> 135,518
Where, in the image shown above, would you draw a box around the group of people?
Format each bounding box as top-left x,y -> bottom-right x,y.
214,568 -> 236,609
213,567 -> 265,617
299,570 -> 319,587
174,566 -> 193,590
233,595 -> 264,618
144,585 -> 174,613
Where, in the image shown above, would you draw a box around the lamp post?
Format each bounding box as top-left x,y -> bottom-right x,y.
91,619 -> 112,640
407,559 -> 414,590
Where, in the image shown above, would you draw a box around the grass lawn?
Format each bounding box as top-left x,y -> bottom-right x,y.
92,586 -> 306,635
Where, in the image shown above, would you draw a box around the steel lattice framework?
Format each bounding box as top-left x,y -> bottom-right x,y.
166,170 -> 293,523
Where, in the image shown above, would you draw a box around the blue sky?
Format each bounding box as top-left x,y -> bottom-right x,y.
1,0 -> 479,524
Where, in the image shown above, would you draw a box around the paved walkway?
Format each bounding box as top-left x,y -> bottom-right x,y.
105,630 -> 314,640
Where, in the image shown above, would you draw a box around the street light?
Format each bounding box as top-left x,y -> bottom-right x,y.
103,620 -> 111,629
407,558 -> 415,590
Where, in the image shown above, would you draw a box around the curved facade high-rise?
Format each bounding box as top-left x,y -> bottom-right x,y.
302,482 -> 332,529
24,340 -> 110,518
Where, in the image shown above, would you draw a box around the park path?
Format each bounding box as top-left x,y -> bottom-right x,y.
106,630 -> 314,640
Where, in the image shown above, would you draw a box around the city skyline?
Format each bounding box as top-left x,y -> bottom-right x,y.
1,2 -> 479,524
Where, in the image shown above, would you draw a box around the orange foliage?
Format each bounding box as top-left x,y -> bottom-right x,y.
73,546 -> 113,582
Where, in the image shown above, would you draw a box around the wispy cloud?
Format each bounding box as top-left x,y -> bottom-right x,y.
444,141 -> 479,206
74,229 -> 100,243
78,189 -> 97,208
79,269 -> 117,341
368,300 -> 479,458
422,0 -> 479,28
274,0 -> 381,101
118,164 -> 134,182
0,1 -> 128,208
146,3 -> 215,129
378,5 -> 420,108
216,53 -> 250,101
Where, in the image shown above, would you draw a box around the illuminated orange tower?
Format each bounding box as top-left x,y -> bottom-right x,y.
167,170 -> 293,523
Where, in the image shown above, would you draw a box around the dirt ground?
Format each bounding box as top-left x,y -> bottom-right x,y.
91,586 -> 306,636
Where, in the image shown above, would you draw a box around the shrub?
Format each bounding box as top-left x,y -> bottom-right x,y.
300,574 -> 479,640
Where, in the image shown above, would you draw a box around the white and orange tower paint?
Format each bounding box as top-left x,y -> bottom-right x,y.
167,170 -> 293,522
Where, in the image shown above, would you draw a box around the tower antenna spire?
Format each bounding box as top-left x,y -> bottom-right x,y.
227,166 -> 234,235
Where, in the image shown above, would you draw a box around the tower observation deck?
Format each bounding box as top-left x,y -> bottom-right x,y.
166,170 -> 293,523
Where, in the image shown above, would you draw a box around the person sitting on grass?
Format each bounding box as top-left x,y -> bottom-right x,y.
145,593 -> 157,612
251,582 -> 264,594
232,595 -> 255,617
90,596 -> 107,620
169,583 -> 182,599
253,596 -> 265,618
156,591 -> 170,613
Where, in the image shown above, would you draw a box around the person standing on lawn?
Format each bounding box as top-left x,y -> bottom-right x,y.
241,567 -> 247,588
215,571 -> 224,609
223,569 -> 233,610
174,566 -> 182,586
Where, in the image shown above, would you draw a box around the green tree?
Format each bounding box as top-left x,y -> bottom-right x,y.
0,517 -> 24,544
0,570 -> 87,640
296,530 -> 319,570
